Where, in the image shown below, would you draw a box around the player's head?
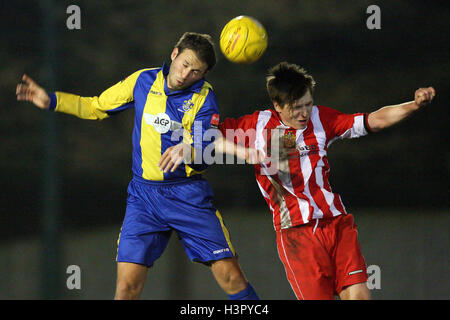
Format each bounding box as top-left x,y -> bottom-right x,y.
167,32 -> 216,90
175,32 -> 217,71
266,62 -> 316,129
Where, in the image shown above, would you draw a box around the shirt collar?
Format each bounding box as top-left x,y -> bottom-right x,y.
162,62 -> 206,96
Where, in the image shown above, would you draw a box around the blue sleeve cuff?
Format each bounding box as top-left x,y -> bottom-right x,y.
48,92 -> 57,111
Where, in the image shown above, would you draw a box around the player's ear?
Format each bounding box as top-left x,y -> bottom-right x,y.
273,101 -> 283,112
170,47 -> 179,61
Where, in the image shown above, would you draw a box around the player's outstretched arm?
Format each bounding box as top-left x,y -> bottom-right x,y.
16,74 -> 51,110
367,87 -> 436,132
214,136 -> 265,164
158,138 -> 265,173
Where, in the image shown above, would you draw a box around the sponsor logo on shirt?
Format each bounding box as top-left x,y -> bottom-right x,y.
144,113 -> 171,134
149,90 -> 162,96
296,143 -> 318,152
296,143 -> 319,158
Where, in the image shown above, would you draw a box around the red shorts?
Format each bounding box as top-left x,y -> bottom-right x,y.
276,214 -> 368,300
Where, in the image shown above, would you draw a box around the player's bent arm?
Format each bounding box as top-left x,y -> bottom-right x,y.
214,136 -> 264,164
367,87 -> 435,132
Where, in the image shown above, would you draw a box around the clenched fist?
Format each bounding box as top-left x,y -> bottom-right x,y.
414,87 -> 435,108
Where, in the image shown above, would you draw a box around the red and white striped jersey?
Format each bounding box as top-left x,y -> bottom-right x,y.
219,106 -> 372,230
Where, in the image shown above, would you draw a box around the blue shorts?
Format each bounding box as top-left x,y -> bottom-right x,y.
116,175 -> 236,267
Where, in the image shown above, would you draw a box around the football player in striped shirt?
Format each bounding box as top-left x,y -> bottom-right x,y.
216,62 -> 435,300
16,32 -> 259,300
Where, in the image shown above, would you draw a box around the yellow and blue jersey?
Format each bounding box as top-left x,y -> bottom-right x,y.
49,63 -> 219,182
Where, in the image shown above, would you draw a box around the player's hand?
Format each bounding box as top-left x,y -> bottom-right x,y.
414,87 -> 435,108
16,74 -> 51,109
158,142 -> 192,173
244,147 -> 265,164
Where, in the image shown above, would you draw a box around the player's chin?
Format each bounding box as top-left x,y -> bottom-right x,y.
295,120 -> 308,129
174,82 -> 191,90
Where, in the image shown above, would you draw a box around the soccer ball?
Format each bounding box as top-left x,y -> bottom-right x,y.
219,16 -> 268,64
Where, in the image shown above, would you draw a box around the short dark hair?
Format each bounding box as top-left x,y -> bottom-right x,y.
175,32 -> 217,71
266,62 -> 316,107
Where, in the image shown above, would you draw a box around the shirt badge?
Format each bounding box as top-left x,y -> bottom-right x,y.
283,131 -> 296,148
178,99 -> 194,113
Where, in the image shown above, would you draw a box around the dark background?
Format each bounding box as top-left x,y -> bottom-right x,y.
0,0 -> 448,300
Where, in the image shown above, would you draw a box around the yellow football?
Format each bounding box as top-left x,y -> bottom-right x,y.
220,16 -> 268,64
